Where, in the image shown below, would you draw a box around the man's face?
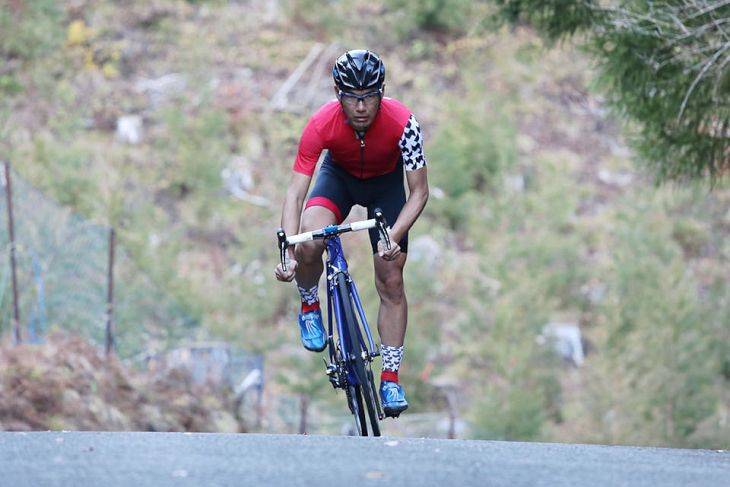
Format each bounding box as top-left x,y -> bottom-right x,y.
334,86 -> 383,132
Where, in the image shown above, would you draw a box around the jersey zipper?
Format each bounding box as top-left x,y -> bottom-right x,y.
354,130 -> 366,179
360,138 -> 365,179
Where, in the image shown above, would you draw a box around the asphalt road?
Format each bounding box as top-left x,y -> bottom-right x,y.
0,432 -> 728,487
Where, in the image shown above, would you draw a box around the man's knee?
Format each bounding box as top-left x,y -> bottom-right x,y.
295,206 -> 336,265
295,240 -> 325,265
375,272 -> 405,302
301,205 -> 337,232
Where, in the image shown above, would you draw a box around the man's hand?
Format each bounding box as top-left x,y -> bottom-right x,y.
275,259 -> 298,282
377,240 -> 401,262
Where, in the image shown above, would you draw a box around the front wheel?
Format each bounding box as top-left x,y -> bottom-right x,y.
347,383 -> 367,436
358,360 -> 381,436
336,273 -> 380,437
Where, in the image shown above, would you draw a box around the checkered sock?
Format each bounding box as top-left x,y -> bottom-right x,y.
296,282 -> 319,313
381,345 -> 404,384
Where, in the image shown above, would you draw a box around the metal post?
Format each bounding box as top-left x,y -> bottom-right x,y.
4,161 -> 21,343
105,227 -> 115,358
299,393 -> 309,435
446,389 -> 457,440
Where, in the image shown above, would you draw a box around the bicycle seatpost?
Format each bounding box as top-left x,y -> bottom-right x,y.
277,228 -> 290,272
373,208 -> 391,251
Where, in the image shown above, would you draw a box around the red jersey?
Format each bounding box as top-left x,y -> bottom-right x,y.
293,98 -> 426,179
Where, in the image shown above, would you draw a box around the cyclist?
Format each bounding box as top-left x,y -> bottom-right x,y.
274,49 -> 429,418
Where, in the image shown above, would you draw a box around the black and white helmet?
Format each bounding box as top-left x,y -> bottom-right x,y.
333,50 -> 385,92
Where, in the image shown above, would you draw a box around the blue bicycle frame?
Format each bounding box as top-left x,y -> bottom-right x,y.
277,209 -> 390,435
323,230 -> 380,384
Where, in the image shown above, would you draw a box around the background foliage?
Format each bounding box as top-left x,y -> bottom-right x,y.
494,0 -> 730,182
1,0 -> 729,445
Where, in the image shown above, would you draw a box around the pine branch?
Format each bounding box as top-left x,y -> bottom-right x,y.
686,0 -> 730,20
677,39 -> 730,122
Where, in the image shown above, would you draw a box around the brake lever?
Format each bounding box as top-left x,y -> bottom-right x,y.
373,209 -> 391,251
277,228 -> 290,272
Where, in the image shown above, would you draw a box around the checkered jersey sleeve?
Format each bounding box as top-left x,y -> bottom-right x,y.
399,114 -> 427,171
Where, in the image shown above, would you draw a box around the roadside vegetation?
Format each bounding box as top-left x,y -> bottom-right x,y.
1,0 -> 729,447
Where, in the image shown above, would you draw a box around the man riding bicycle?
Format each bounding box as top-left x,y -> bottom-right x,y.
274,49 -> 429,417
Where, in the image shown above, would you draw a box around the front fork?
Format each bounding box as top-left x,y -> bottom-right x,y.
323,268 -> 379,390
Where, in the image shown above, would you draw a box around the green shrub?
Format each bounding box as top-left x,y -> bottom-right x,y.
0,0 -> 66,61
471,386 -> 547,441
427,96 -> 517,229
385,0 -> 473,38
0,75 -> 22,96
283,0 -> 354,38
154,107 -> 230,202
671,217 -> 709,258
580,193 -> 724,447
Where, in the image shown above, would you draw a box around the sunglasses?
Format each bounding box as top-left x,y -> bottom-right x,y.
339,89 -> 382,107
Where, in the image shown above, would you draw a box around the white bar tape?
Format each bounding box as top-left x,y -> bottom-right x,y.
350,219 -> 377,232
287,232 -> 314,245
286,218 -> 376,245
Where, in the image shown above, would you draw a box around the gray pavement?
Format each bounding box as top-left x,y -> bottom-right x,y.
0,432 -> 728,487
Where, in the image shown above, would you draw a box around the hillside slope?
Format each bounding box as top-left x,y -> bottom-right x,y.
2,0 -> 729,446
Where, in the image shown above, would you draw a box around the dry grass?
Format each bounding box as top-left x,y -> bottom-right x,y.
0,332 -> 242,432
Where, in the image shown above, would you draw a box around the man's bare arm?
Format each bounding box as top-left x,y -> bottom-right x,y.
275,171 -> 312,281
281,172 -> 313,242
389,166 -> 429,245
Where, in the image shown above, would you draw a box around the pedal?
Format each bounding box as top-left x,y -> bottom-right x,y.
383,407 -> 407,419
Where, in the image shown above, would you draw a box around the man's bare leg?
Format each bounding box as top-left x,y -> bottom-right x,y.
294,206 -> 338,289
373,253 -> 408,347
293,206 -> 337,352
374,252 -> 409,416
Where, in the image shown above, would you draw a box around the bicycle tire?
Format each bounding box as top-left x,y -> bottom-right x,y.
335,273 -> 381,437
366,367 -> 383,422
362,367 -> 381,436
348,383 -> 367,436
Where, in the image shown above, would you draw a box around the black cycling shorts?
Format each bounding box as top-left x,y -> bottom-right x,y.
305,152 -> 408,254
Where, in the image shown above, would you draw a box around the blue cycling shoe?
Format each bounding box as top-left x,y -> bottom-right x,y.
299,309 -> 326,352
380,381 -> 409,418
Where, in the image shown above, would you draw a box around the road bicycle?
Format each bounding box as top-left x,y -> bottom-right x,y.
277,209 -> 391,436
